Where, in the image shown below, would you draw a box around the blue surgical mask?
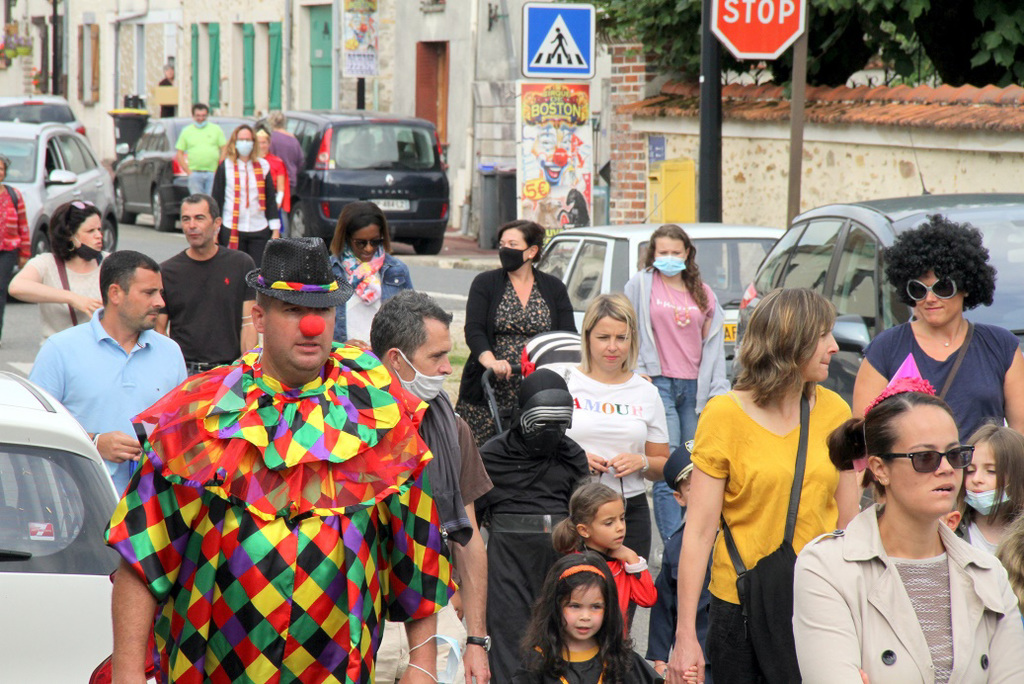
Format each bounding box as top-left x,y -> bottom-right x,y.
235,140 -> 254,157
653,256 -> 687,277
965,489 -> 1010,516
194,120 -> 208,129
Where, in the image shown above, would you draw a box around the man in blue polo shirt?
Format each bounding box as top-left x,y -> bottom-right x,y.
30,250 -> 186,492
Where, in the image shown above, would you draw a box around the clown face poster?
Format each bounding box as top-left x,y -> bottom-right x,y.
517,82 -> 593,240
343,0 -> 378,77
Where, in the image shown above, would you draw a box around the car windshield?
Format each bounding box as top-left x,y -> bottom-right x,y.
331,123 -> 438,170
0,444 -> 119,575
0,103 -> 75,124
0,138 -> 37,182
641,237 -> 778,307
950,217 -> 1024,334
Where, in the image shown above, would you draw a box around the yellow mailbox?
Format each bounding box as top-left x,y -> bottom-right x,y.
647,159 -> 696,223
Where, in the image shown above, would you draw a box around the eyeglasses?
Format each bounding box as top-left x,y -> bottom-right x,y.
906,277 -> 957,301
71,200 -> 95,210
351,238 -> 385,251
878,445 -> 974,473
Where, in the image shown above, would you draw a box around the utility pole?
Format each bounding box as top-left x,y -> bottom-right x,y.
698,0 -> 722,222
51,0 -> 60,95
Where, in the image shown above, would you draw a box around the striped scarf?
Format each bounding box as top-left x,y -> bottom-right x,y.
228,160 -> 267,249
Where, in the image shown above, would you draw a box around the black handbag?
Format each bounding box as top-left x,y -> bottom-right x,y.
720,394 -> 809,684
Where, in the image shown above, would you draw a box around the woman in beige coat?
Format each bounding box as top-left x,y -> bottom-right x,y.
794,382 -> 1024,683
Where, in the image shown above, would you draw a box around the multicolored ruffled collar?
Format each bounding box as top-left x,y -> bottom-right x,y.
133,345 -> 431,520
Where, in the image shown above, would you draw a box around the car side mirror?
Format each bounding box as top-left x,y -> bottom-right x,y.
833,314 -> 871,354
115,142 -> 130,155
46,169 -> 78,185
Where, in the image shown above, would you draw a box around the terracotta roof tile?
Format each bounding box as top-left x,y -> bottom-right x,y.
620,81 -> 1024,132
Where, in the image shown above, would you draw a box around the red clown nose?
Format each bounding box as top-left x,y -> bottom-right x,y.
299,315 -> 326,337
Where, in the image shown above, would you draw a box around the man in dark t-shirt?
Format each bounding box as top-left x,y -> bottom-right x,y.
156,193 -> 257,374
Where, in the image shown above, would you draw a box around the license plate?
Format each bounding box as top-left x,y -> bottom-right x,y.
374,199 -> 410,211
724,323 -> 737,342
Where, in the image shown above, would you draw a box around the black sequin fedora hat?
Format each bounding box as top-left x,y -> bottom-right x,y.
245,237 -> 354,308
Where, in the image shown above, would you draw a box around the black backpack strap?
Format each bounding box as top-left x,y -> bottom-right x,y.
4,185 -> 18,209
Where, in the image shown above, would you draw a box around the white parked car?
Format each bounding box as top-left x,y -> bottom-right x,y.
537,223 -> 784,373
0,371 -> 120,681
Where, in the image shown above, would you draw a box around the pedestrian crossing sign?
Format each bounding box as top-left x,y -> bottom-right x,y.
522,3 -> 595,79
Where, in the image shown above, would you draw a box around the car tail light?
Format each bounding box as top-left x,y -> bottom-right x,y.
434,130 -> 447,170
440,202 -> 448,220
740,282 -> 758,310
171,158 -> 187,176
315,127 -> 333,170
321,201 -> 331,219
76,125 -> 87,136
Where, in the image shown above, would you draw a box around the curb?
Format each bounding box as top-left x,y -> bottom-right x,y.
405,256 -> 499,272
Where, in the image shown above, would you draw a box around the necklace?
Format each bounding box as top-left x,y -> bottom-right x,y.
662,277 -> 692,328
942,318 -> 964,347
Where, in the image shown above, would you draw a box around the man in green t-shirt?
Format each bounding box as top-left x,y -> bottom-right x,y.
175,103 -> 226,195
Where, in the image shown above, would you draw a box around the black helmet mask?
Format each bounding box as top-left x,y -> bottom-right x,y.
514,370 -> 574,457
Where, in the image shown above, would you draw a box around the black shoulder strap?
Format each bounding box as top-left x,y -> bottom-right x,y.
4,185 -> 17,209
721,394 -> 810,573
938,322 -> 974,400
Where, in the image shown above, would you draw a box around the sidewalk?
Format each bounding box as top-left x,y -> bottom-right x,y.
394,227 -> 499,272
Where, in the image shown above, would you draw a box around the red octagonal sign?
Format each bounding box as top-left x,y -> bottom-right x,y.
713,0 -> 807,60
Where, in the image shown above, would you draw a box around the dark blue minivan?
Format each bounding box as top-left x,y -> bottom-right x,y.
280,111 -> 450,254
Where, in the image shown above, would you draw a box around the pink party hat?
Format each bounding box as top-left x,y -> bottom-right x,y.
854,354 -> 936,471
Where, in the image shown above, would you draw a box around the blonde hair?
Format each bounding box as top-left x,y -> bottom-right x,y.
734,288 -> 836,406
225,124 -> 262,162
579,293 -> 639,374
964,424 -> 1024,526
997,513 -> 1024,613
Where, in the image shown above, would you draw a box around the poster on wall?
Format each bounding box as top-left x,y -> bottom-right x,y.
517,81 -> 593,240
342,0 -> 378,77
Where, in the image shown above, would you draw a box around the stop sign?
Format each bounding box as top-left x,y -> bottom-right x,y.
712,0 -> 807,60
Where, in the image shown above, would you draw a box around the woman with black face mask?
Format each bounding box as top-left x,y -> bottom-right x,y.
476,369 -> 590,682
457,220 -> 576,445
9,200 -> 106,341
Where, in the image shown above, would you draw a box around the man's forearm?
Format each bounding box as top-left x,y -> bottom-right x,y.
111,559 -> 157,683
405,613 -> 437,671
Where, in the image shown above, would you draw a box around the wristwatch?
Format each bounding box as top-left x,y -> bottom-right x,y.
466,635 -> 491,652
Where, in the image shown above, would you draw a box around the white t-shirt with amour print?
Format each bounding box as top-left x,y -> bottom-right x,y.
564,366 -> 669,498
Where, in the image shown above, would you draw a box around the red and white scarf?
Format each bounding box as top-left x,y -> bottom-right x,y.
227,160 -> 267,249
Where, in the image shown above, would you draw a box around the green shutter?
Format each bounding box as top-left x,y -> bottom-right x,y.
208,23 -> 220,109
242,24 -> 255,116
191,24 -> 199,104
268,22 -> 282,111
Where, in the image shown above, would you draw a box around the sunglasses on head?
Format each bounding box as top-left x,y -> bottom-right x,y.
71,200 -> 95,210
878,445 -> 974,473
351,238 -> 385,251
906,277 -> 957,301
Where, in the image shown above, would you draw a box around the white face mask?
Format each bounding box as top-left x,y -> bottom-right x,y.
235,140 -> 254,157
397,349 -> 447,402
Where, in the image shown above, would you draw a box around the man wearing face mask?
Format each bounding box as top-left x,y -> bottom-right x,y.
371,290 -> 494,684
175,103 -> 226,195
474,369 -> 590,681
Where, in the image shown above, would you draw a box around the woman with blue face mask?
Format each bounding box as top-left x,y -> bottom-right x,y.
625,224 -> 729,544
212,124 -> 281,265
958,424 -> 1024,554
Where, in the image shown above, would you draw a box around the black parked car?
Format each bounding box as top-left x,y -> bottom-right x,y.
737,194 -> 1024,402
112,117 -> 252,231
275,110 -> 450,255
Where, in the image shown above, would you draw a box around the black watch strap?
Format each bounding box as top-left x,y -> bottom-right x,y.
466,635 -> 491,652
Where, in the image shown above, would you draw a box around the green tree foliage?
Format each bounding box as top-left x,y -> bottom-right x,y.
594,0 -> 1024,87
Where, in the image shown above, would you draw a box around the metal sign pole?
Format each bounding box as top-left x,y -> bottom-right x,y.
699,0 -> 722,222
786,31 -> 808,225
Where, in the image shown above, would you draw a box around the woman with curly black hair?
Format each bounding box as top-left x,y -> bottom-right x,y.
851,214 -> 1024,438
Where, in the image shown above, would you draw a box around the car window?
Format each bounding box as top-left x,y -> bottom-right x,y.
0,444 -> 119,576
148,124 -> 167,152
695,238 -> 780,307
965,217 -> 1024,333
565,240 -> 608,312
540,238 -> 580,280
0,103 -> 75,124
56,136 -> 90,174
70,138 -> 98,170
293,121 -> 318,158
779,219 -> 844,293
832,225 -> 880,334
44,139 -> 62,175
0,138 -> 36,181
753,226 -> 802,294
331,124 -> 438,171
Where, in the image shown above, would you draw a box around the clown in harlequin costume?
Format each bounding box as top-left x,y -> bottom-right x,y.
106,237 -> 454,684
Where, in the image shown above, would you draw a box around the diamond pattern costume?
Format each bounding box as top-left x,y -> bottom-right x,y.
106,345 -> 454,683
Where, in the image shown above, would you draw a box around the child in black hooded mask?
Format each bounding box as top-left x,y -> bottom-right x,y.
476,368 -> 590,682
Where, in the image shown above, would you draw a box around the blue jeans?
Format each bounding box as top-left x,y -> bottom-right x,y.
651,375 -> 698,543
187,170 -> 215,195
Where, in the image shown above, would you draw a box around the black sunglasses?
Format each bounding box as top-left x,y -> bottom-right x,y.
878,445 -> 974,473
906,277 -> 957,301
351,238 -> 385,251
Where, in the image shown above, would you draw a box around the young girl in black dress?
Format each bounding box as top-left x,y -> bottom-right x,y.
513,552 -> 662,683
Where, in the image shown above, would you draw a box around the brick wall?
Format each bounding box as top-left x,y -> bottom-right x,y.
608,43 -> 648,224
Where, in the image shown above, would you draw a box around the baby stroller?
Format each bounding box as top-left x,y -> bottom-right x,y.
481,330 -> 582,434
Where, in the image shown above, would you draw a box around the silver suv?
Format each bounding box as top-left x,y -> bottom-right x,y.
0,122 -> 118,254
